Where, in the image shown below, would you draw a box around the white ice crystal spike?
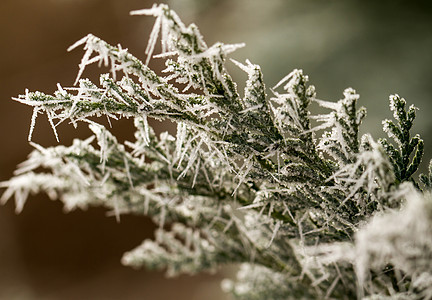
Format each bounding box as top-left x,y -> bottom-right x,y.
144,8 -> 162,65
273,69 -> 301,91
28,107 -> 40,141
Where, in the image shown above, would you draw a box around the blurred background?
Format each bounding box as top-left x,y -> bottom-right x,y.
0,0 -> 431,299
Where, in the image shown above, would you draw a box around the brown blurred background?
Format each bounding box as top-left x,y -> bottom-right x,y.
0,0 -> 431,299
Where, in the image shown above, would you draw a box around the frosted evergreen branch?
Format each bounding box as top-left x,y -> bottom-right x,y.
380,95 -> 424,185
2,4 -> 432,299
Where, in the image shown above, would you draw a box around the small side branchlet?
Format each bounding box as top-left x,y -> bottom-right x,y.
380,94 -> 424,186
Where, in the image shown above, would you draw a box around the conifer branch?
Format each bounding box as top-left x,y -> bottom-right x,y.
2,4 -> 431,299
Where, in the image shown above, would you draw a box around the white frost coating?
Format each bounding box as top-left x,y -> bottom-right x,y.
354,183 -> 432,298
389,94 -> 405,121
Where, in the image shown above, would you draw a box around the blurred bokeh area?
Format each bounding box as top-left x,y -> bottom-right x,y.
0,0 -> 431,299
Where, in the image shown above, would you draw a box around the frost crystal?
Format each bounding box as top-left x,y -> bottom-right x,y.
2,4 -> 431,299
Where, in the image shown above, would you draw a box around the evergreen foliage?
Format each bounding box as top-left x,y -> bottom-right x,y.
2,4 -> 432,299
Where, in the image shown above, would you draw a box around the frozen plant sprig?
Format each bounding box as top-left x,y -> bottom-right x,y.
380,94 -> 424,186
2,4 -> 432,299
